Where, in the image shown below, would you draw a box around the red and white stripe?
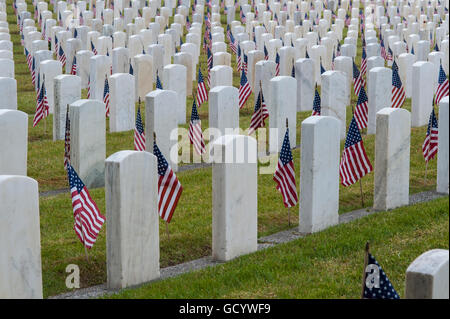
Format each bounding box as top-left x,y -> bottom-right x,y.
339,142 -> 373,187
239,82 -> 252,108
422,127 -> 438,163
134,129 -> 146,151
189,120 -> 206,155
197,82 -> 208,106
158,169 -> 183,223
71,186 -> 105,249
435,79 -> 449,105
353,74 -> 365,97
273,160 -> 298,208
391,85 -> 406,108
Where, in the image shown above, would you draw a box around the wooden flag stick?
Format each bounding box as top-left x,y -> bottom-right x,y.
424,161 -> 429,184
165,222 -> 170,241
360,241 -> 370,299
359,179 -> 365,207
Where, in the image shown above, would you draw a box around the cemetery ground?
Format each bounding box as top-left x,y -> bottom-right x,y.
5,1 -> 449,298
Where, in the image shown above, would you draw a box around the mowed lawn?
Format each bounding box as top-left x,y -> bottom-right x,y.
109,197 -> 449,299
5,1 -> 445,298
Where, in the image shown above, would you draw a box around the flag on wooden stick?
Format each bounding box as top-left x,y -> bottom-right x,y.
189,97 -> 206,155
153,138 -> 183,223
134,104 -> 146,151
391,61 -> 405,108
248,88 -> 269,135
422,108 -> 439,163
435,63 -> 449,105
339,117 -> 373,187
273,124 -> 298,208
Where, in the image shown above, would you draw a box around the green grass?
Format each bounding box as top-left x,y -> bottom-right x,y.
5,0 -> 445,298
108,197 -> 449,299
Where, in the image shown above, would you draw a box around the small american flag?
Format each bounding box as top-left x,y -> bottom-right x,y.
55,36 -> 59,56
59,45 -> 66,68
380,37 -> 387,61
239,69 -> 252,109
291,64 -> 295,78
248,89 -> 269,135
361,46 -> 367,75
312,86 -> 321,116
134,106 -> 146,151
264,44 -> 269,60
243,53 -> 248,74
353,61 -> 366,97
33,77 -> 50,127
91,40 -> 98,55
273,127 -> 298,208
196,68 -> 208,106
31,57 -> 36,86
320,60 -> 326,74
129,62 -> 134,75
435,63 -> 449,105
422,108 -> 439,163
156,72 -> 163,89
237,44 -> 242,71
67,164 -> 105,249
189,98 -> 206,155
207,46 -> 213,86
64,107 -> 71,169
363,253 -> 400,299
229,29 -> 237,55
391,61 -> 405,108
386,46 -> 393,61
70,55 -> 77,75
154,141 -> 183,223
275,52 -> 280,76
103,77 -> 110,117
240,6 -> 246,23
25,48 -> 32,72
354,86 -> 369,130
339,117 -> 373,187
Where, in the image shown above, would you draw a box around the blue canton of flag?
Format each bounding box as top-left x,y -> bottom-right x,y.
273,128 -> 298,208
156,72 -> 163,89
154,141 -> 183,223
134,106 -> 146,151
312,87 -> 321,116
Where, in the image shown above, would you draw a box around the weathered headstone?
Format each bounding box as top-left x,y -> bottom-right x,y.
134,54 -> 154,101
411,61 -> 434,127
0,175 -> 42,299
209,86 -> 240,144
299,116 -> 340,233
405,249 -> 449,299
295,58 -> 315,111
109,73 -> 135,132
105,150 -> 160,289
145,89 -> 178,171
211,134 -> 258,261
69,99 -> 106,188
368,67 -> 392,134
0,110 -> 28,176
373,108 -> 411,211
162,64 -> 187,124
53,75 -> 81,140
